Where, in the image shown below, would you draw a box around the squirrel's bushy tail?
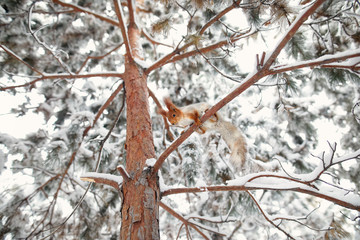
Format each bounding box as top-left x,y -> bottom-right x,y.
216,120 -> 247,171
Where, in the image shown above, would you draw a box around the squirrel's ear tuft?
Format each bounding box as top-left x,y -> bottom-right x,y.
163,97 -> 174,110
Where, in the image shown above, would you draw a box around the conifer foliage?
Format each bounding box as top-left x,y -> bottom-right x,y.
0,0 -> 360,239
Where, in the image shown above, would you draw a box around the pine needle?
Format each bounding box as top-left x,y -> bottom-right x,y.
151,17 -> 173,35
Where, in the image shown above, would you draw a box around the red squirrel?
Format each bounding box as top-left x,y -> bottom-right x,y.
158,97 -> 247,170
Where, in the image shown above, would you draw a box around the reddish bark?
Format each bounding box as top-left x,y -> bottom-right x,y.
120,53 -> 159,240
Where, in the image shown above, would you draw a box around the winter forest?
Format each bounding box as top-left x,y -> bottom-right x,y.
1,0 -> 360,239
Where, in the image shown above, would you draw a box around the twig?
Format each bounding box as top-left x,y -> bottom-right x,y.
270,49 -> 360,75
113,0 -> 133,60
246,190 -> 296,240
145,27 -> 255,74
159,201 -> 210,240
195,45 -> 242,83
0,44 -> 43,75
152,0 -> 327,174
142,29 -> 173,48
76,43 -> 124,74
0,72 -> 123,91
28,2 -> 72,74
53,0 -> 118,26
40,82 -> 126,239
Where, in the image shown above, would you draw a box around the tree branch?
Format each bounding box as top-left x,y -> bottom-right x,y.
246,190 -> 296,240
159,201 -> 210,240
80,173 -> 122,190
152,0 -> 327,173
162,181 -> 360,211
270,49 -> 360,74
0,72 -> 123,91
145,27 -> 254,74
52,0 -> 119,26
161,145 -> 360,210
113,0 -> 133,60
199,0 -> 241,35
0,44 -> 43,75
262,0 -> 327,70
76,43 -> 124,74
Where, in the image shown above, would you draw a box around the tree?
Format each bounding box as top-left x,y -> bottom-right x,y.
0,0 -> 359,239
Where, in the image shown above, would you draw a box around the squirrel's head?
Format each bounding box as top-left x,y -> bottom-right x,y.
158,97 -> 183,125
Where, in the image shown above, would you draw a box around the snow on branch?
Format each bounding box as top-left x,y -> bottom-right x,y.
270,49 -> 360,74
162,146 -> 360,211
80,172 -> 123,190
0,72 -> 123,91
262,0 -> 327,70
152,0 -> 327,174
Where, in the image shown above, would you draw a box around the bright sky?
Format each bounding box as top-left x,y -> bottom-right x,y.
0,92 -> 44,138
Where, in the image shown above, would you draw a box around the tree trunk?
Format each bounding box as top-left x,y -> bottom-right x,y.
119,0 -> 159,238
120,58 -> 159,239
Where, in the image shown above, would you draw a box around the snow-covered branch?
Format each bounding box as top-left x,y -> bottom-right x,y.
153,0 -> 328,174
270,49 -> 360,74
0,72 -> 123,91
262,0 -> 327,70
162,146 -> 360,211
81,172 -> 123,190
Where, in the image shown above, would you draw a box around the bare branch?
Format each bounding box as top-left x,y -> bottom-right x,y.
142,29 -> 173,48
0,44 -> 43,75
127,0 -> 136,26
76,43 -> 124,74
28,2 -> 72,74
145,27 -> 255,74
246,190 -> 296,240
113,0 -> 133,60
53,0 -> 119,26
159,201 -> 210,240
199,0 -> 242,35
195,45 -> 242,83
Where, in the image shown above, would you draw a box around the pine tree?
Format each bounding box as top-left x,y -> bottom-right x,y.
1,0 -> 359,239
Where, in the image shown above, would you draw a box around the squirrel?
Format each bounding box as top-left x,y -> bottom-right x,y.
158,97 -> 247,170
